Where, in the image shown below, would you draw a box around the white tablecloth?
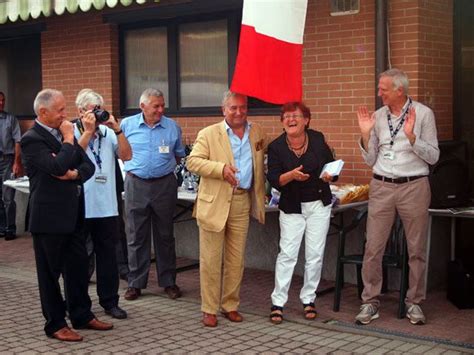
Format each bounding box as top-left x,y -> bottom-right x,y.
3,177 -> 30,194
4,177 -> 367,214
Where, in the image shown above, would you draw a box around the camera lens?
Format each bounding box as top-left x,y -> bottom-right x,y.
93,108 -> 110,123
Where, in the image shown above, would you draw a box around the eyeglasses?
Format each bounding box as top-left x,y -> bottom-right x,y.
282,114 -> 304,120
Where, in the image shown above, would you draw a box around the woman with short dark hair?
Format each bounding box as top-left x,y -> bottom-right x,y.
267,102 -> 336,324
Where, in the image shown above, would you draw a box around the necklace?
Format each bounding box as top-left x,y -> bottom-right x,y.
286,132 -> 308,158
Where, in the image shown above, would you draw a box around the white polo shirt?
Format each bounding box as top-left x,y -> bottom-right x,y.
74,124 -> 119,218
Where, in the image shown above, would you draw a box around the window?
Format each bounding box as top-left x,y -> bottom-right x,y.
120,11 -> 278,116
124,27 -> 168,110
121,14 -> 238,116
0,35 -> 42,119
330,0 -> 360,16
178,20 -> 228,108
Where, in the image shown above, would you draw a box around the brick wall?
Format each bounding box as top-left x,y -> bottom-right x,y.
388,0 -> 453,142
301,0 -> 376,184
417,0 -> 453,141
41,11 -> 119,118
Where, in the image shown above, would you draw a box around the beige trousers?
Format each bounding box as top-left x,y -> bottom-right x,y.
361,177 -> 431,307
199,192 -> 251,314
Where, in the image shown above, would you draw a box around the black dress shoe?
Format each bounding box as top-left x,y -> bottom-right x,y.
5,233 -> 16,241
105,306 -> 127,319
164,285 -> 182,299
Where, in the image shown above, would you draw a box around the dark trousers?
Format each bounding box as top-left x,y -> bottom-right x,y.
125,173 -> 177,289
32,231 -> 94,336
0,154 -> 16,234
84,216 -> 120,310
115,198 -> 129,279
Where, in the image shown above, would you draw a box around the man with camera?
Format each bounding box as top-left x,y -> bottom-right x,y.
120,88 -> 186,301
74,89 -> 132,319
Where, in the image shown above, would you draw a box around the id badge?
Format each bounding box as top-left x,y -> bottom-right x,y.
159,145 -> 170,154
95,174 -> 108,183
383,150 -> 395,160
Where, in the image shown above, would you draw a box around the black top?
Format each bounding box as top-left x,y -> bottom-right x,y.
267,129 -> 336,214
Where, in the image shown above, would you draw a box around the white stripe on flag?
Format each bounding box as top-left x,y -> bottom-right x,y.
241,0 -> 308,44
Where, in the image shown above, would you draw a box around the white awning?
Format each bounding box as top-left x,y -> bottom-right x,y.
0,0 -> 151,25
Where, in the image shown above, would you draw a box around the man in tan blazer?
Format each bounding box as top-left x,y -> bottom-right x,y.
187,91 -> 267,327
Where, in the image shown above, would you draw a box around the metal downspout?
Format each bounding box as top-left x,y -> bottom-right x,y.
375,0 -> 388,110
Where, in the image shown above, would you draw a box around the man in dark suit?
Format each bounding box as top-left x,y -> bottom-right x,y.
21,89 -> 113,342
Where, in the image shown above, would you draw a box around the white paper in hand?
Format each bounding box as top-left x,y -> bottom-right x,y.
319,159 -> 344,178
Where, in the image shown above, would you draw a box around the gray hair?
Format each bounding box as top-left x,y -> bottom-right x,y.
33,89 -> 63,116
221,90 -> 247,107
75,89 -> 104,110
380,68 -> 409,95
139,88 -> 164,106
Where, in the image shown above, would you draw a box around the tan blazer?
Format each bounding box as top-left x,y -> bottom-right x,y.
187,121 -> 267,232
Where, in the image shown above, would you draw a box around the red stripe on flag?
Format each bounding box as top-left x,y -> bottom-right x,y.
231,24 -> 303,105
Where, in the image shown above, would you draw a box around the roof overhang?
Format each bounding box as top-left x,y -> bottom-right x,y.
0,0 -> 152,25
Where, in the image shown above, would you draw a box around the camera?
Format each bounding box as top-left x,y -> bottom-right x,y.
92,107 -> 110,123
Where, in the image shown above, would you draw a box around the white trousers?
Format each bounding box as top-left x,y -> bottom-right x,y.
271,200 -> 331,307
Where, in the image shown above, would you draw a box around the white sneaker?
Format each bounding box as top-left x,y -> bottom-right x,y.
406,304 -> 426,325
355,304 -> 379,325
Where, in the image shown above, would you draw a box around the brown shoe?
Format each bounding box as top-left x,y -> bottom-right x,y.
124,287 -> 141,301
78,318 -> 113,331
164,285 -> 182,299
49,326 -> 83,342
202,312 -> 217,327
221,310 -> 243,322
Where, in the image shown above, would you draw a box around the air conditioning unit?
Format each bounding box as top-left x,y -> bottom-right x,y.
330,0 -> 360,16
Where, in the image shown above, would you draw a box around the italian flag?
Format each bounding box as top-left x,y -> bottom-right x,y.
231,0 -> 308,104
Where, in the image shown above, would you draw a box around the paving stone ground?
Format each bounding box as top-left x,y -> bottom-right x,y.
0,262 -> 471,354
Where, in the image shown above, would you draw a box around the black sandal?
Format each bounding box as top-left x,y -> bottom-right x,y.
270,305 -> 283,324
303,302 -> 317,320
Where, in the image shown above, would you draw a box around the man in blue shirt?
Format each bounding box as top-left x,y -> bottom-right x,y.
74,89 -> 132,319
0,91 -> 23,241
121,88 -> 186,301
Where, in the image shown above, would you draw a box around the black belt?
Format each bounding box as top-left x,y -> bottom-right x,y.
373,174 -> 426,184
127,172 -> 173,182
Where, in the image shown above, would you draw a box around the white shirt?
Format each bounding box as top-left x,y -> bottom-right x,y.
74,124 -> 119,218
360,99 -> 440,178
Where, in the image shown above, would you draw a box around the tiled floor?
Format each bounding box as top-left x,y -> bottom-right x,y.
2,233 -> 473,350
172,264 -> 474,348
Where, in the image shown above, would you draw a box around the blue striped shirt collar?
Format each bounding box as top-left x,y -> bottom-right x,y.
224,119 -> 251,134
138,112 -> 167,128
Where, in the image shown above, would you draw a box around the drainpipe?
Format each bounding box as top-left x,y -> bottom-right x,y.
375,0 -> 388,110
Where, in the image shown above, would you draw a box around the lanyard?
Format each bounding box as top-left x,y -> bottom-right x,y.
89,135 -> 102,171
77,119 -> 104,171
387,98 -> 412,147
